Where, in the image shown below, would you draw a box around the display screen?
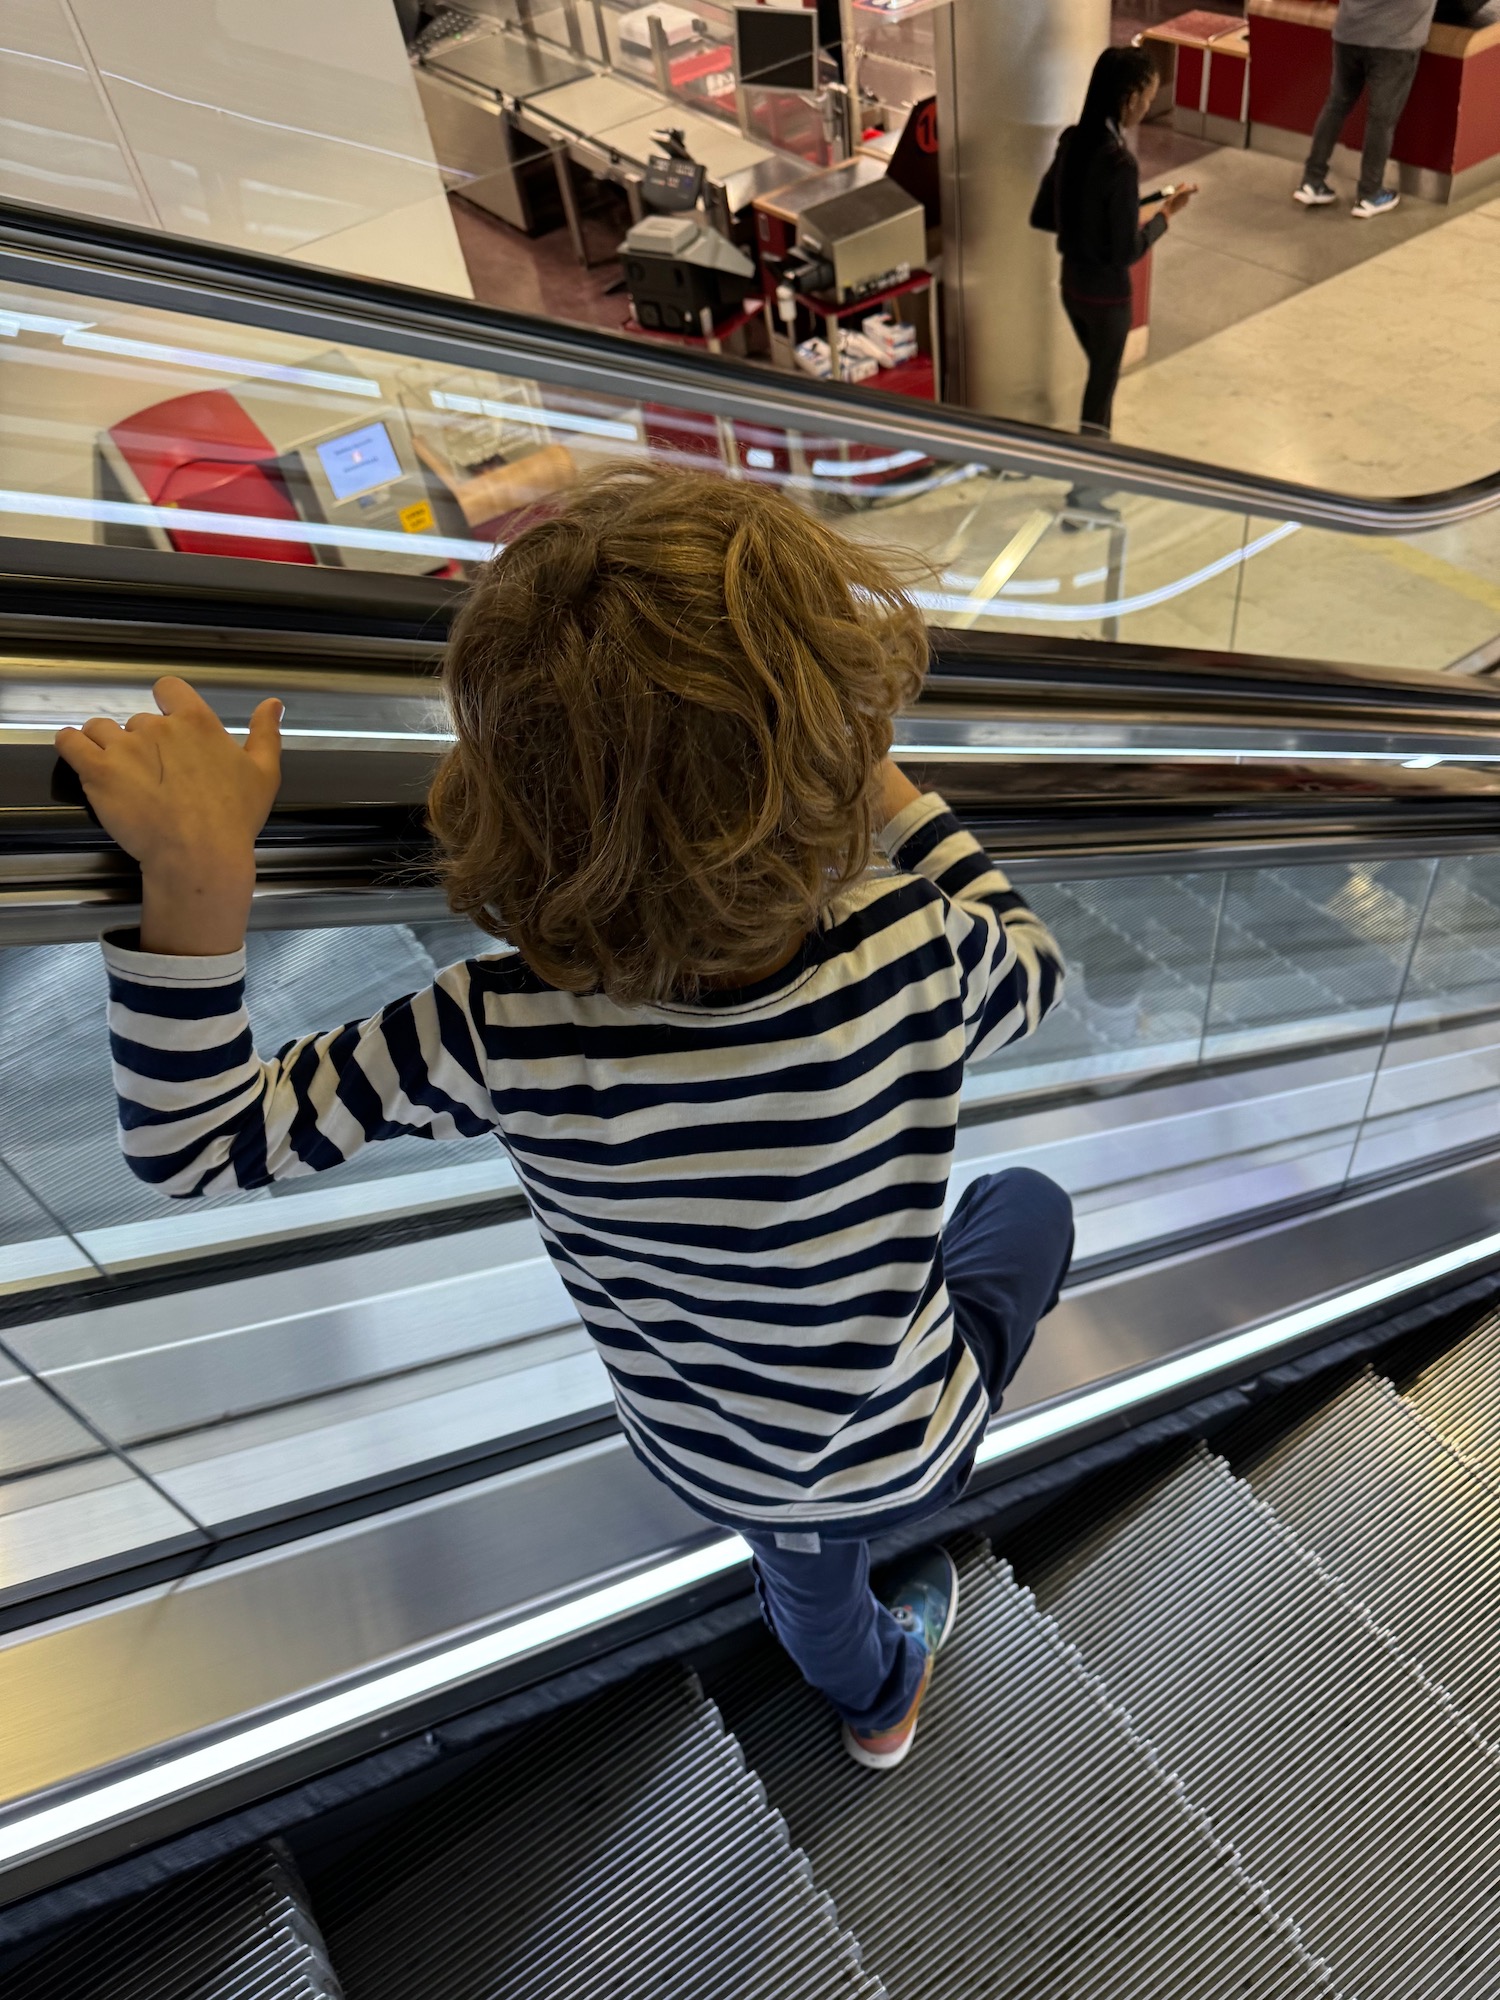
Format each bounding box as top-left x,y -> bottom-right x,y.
734,5 -> 817,90
316,421 -> 402,501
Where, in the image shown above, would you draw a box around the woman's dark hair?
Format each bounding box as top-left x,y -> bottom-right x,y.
1077,45 -> 1158,139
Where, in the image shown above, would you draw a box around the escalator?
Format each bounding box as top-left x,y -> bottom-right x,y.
6,199 -> 1500,1988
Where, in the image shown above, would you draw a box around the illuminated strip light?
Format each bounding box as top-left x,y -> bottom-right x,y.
3,1223 -> 1497,1868
22,719 -> 1477,766
975,1223 -> 1500,1468
0,1536 -> 747,1869
0,489 -> 492,563
915,520 -> 1302,625
808,448 -> 928,478
278,727 -> 455,744
429,390 -> 637,442
0,311 -> 91,338
887,741 -> 1500,763
58,330 -> 380,398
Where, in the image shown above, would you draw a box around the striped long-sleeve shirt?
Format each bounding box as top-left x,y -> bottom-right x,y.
103,794 -> 1065,1538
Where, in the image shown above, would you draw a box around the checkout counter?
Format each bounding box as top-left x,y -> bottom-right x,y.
412,6 -> 825,267
1245,0 -> 1500,203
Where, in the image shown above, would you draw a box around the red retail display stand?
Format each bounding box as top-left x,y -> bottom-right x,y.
1142,13 -> 1251,146
1246,0 -> 1500,202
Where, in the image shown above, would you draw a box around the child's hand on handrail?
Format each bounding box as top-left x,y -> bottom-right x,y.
55,677 -> 282,957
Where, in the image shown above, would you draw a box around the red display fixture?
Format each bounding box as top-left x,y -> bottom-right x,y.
104,390 -> 314,565
1246,0 -> 1500,199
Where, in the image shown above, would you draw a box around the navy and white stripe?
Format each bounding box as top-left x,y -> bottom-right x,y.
103,795 -> 1065,1535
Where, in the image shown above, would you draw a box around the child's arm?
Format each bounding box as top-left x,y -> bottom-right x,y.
875,762 -> 1065,1061
58,679 -> 500,1196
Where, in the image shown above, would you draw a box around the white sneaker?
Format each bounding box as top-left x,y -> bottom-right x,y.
1293,180 -> 1336,206
1352,190 -> 1400,219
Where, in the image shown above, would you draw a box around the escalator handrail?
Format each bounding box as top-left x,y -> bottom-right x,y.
11,702 -> 1500,939
9,560 -> 1500,720
2,198 -> 1498,538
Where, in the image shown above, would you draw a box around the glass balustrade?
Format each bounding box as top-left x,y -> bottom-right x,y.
3,270 -> 1498,672
7,844 -> 1500,1296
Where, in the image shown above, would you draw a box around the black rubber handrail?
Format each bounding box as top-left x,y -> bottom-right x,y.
10,537 -> 1500,727
2,198 -> 1498,535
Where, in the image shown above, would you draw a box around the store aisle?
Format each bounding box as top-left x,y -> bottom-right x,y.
1117,163 -> 1500,495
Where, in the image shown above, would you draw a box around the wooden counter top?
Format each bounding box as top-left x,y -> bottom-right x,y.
1247,0 -> 1500,55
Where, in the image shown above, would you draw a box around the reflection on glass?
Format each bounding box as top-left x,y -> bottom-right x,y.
1350,851 -> 1500,1185
2,271 -> 1497,670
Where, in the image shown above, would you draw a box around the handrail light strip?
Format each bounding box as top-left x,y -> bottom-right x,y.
977,1223 -> 1500,1464
0,1539 -> 748,1869
5,1224 -> 1500,1869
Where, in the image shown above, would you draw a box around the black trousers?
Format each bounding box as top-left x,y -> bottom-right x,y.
1305,42 -> 1422,202
1063,295 -> 1132,436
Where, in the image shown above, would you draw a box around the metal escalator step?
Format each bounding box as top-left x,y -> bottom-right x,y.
7,1843 -> 344,1999
319,1668 -> 883,2000
1034,1449 -> 1500,2000
1405,1305 -> 1500,1476
708,1540 -> 1328,2000
1245,1368 -> 1500,1744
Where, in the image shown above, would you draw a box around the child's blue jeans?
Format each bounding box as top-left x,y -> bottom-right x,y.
744,1167 -> 1074,1735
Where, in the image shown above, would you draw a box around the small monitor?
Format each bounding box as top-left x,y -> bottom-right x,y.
316,421 -> 402,502
643,153 -> 707,212
733,4 -> 818,91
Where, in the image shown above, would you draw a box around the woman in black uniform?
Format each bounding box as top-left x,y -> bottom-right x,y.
1032,46 -> 1197,440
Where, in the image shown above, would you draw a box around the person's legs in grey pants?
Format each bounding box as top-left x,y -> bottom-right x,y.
1305,41 -> 1368,188
1356,46 -> 1422,203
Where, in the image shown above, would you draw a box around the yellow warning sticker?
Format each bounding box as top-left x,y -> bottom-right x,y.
399,500 -> 436,534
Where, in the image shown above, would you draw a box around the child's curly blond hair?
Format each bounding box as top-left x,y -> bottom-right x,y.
429,464 -> 929,1004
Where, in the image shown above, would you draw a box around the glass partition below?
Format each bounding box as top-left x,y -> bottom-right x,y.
5,840 -> 1499,1573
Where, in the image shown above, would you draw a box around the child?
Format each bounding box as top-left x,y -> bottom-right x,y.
57,467 -> 1072,1772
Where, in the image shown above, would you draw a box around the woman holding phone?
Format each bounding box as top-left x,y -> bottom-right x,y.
1032,46 -> 1197,441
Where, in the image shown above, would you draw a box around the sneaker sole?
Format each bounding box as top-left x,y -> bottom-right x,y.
1353,199 -> 1399,218
842,1721 -> 918,1771
1293,191 -> 1336,206
839,1550 -> 962,1774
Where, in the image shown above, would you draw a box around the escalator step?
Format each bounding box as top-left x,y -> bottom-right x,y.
7,1843 -> 344,1999
1034,1449 -> 1500,1999
1244,1368 -> 1500,1744
708,1540 -> 1326,1999
318,1667 -> 882,2000
1404,1304 -> 1500,1476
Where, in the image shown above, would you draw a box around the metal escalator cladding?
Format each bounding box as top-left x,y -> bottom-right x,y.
1404,1305 -> 1500,1477
707,1541 -> 1326,1999
8,1844 -> 344,1999
315,1669 -> 882,2000
1031,1449 -> 1500,1998
1243,1366 -> 1500,1746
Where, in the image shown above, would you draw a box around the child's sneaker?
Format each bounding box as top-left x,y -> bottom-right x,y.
1352,189 -> 1400,219
1293,179 -> 1336,206
842,1546 -> 959,1771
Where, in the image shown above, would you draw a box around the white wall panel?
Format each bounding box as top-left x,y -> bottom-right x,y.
2,0 -> 472,294
0,0 -> 150,223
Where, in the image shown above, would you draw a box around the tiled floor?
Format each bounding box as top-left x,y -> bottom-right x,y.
1118,173 -> 1500,495
448,190 -> 634,335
